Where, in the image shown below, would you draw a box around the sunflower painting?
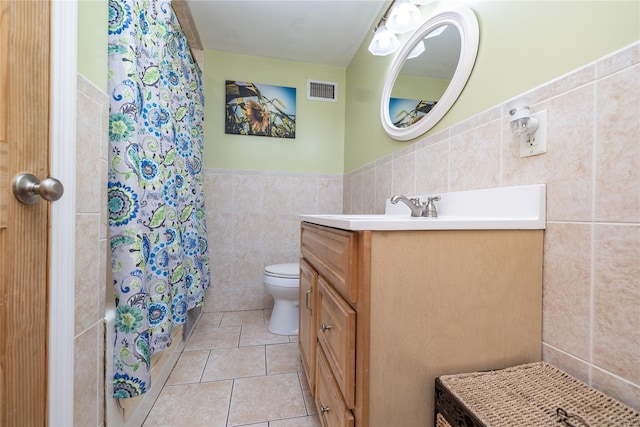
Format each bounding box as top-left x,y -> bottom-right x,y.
389,97 -> 437,128
225,80 -> 296,138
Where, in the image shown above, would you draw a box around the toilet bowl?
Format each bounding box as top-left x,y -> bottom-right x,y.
263,263 -> 300,335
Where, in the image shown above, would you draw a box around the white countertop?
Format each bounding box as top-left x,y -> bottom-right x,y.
300,184 -> 546,231
299,214 -> 545,231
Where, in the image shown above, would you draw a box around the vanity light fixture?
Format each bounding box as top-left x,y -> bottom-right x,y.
385,0 -> 422,34
368,23 -> 401,55
368,0 -> 426,56
508,97 -> 548,158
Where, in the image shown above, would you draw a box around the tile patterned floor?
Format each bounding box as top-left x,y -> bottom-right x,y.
143,310 -> 320,427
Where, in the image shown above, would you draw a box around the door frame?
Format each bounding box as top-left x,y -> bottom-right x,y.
49,1 -> 77,425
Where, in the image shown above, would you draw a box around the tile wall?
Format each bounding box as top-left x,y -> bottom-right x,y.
343,42 -> 640,409
202,169 -> 343,312
74,74 -> 109,426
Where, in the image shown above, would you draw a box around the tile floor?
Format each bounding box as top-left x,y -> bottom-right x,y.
143,310 -> 320,427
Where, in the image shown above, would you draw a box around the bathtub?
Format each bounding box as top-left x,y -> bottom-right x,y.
104,304 -> 200,426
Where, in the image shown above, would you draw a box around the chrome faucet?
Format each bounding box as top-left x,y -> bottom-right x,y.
390,194 -> 441,217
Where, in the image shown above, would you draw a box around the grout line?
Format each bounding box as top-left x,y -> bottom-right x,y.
226,379 -> 235,427
264,344 -> 268,376
199,349 -> 211,384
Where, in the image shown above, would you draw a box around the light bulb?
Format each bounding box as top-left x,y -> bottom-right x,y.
386,0 -> 422,34
368,24 -> 400,56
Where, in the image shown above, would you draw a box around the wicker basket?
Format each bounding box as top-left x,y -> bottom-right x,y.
435,362 -> 640,426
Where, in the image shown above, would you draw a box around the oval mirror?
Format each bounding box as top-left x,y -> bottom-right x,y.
381,5 -> 479,141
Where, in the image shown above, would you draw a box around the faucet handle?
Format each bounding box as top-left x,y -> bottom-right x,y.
425,196 -> 440,217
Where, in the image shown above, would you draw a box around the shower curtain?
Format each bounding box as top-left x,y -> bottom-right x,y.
107,0 -> 210,398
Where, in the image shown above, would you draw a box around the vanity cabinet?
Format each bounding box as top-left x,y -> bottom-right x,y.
299,221 -> 543,427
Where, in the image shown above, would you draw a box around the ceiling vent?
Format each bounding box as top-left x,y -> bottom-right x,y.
307,79 -> 337,102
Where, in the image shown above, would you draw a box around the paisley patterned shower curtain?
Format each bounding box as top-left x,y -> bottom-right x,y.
107,0 -> 210,398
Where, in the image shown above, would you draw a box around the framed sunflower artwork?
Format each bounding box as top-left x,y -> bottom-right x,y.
225,80 -> 296,138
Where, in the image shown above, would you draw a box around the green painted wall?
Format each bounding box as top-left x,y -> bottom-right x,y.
78,0 -> 108,92
78,0 -> 638,174
203,50 -> 346,174
344,0 -> 640,172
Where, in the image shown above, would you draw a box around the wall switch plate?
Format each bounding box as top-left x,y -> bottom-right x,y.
520,109 -> 547,158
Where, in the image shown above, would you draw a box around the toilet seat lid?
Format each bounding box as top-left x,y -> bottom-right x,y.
265,263 -> 299,278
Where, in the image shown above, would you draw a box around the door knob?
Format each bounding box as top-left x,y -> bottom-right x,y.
12,173 -> 64,204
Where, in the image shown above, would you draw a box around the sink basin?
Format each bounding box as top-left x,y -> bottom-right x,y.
300,184 -> 546,231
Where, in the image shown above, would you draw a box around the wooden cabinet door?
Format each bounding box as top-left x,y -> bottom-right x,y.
317,276 -> 356,408
299,258 -> 318,392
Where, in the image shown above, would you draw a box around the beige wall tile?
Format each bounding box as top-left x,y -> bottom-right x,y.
593,224 -> 640,385
373,158 -> 392,214
205,171 -> 234,213
360,167 -> 376,214
542,223 -> 592,359
595,65 -> 640,223
76,90 -> 102,213
542,344 -> 590,384
349,171 -> 364,213
263,174 -> 293,213
592,366 -> 640,411
416,139 -> 449,195
74,324 -> 100,427
340,42 -> 640,408
318,176 -> 343,214
291,176 -> 320,214
391,151 -> 416,196
75,213 -> 101,334
597,43 -> 640,79
449,120 -> 502,191
502,85 -> 595,222
262,213 -> 292,251
208,212 -> 233,250
233,174 -> 264,213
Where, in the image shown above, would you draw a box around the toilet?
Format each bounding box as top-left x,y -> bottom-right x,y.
263,263 -> 300,335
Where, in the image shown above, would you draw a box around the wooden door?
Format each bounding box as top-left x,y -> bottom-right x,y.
0,1 -> 51,425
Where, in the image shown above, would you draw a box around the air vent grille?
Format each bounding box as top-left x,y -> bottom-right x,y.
307,79 -> 337,102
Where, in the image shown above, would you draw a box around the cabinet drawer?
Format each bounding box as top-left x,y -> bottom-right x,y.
316,346 -> 355,427
318,276 -> 356,408
301,222 -> 358,304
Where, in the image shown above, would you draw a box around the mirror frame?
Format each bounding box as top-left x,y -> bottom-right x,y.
381,5 -> 479,141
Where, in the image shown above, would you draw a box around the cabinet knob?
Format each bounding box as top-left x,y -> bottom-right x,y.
321,323 -> 332,332
320,405 -> 331,414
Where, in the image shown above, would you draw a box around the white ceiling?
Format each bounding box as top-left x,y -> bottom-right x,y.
186,0 -> 387,67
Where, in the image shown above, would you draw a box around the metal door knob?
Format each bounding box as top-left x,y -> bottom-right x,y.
12,173 -> 64,204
